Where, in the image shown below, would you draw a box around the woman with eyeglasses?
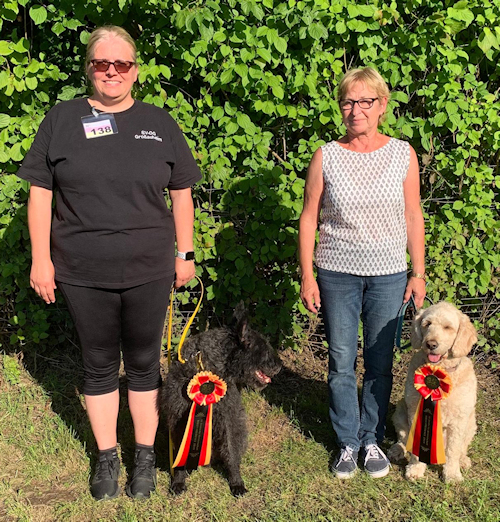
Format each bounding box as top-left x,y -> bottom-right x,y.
17,26 -> 201,500
298,67 -> 425,479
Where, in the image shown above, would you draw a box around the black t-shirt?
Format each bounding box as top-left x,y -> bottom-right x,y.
17,98 -> 202,288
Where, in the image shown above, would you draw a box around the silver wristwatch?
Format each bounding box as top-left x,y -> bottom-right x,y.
176,251 -> 195,261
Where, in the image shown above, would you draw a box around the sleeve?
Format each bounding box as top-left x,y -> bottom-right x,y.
16,111 -> 54,190
402,140 -> 411,182
167,122 -> 202,190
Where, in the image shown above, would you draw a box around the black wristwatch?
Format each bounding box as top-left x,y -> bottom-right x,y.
176,251 -> 195,261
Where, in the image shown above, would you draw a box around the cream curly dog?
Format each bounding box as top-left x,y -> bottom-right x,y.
388,302 -> 478,483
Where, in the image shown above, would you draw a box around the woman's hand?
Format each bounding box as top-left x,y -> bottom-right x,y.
300,276 -> 321,314
174,258 -> 195,289
404,276 -> 426,308
30,258 -> 57,304
298,148 -> 323,316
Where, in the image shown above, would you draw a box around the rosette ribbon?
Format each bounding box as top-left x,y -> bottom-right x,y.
172,371 -> 227,470
406,364 -> 452,464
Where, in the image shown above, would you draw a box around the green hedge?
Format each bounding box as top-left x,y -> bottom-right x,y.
1,0 -> 499,353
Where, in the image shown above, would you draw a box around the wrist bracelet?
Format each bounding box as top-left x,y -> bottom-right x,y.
411,272 -> 427,281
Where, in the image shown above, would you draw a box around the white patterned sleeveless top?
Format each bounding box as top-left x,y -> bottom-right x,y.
315,138 -> 410,276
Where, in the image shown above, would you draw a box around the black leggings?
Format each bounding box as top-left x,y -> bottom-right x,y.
58,276 -> 173,396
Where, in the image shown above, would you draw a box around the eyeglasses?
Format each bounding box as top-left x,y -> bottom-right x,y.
339,98 -> 379,110
90,59 -> 136,73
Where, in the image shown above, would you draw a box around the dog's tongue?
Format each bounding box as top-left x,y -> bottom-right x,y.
428,353 -> 441,363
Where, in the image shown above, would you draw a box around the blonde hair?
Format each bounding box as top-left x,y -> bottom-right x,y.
85,26 -> 137,68
338,67 -> 391,103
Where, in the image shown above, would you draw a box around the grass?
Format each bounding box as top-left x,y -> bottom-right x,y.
0,344 -> 499,522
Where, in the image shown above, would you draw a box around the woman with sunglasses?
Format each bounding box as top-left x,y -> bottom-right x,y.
299,67 -> 425,479
17,26 -> 201,500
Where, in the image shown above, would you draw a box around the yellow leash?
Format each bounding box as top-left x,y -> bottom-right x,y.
167,275 -> 204,364
166,275 -> 204,474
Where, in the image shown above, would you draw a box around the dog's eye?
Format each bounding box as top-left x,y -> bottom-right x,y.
421,320 -> 430,327
444,325 -> 453,331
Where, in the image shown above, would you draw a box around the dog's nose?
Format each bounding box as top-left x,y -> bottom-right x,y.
426,340 -> 438,350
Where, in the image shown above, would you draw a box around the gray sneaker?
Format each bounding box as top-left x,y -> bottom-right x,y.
362,444 -> 390,478
332,446 -> 358,479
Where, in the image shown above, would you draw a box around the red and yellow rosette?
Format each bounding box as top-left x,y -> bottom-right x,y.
172,371 -> 227,469
406,364 -> 452,464
187,371 -> 227,406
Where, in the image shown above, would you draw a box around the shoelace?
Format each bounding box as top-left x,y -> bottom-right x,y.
95,456 -> 118,480
338,446 -> 356,464
364,444 -> 386,464
132,453 -> 155,480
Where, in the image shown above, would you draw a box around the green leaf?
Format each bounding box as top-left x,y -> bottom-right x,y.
234,63 -> 248,78
433,112 -> 448,126
347,19 -> 368,32
220,44 -> 231,57
274,37 -> 287,54
271,84 -> 284,99
391,91 -> 408,103
240,0 -> 252,15
0,149 -> 9,163
447,7 -> 474,26
445,101 -> 458,116
225,121 -> 238,134
261,100 -> 275,114
64,19 -> 84,30
401,124 -> 413,138
9,143 -> 23,162
212,107 -> 224,121
29,5 -> 48,25
308,23 -> 328,40
25,76 -> 38,90
0,41 -> 13,56
0,114 -> 10,128
58,86 -> 77,101
478,27 -> 499,55
52,22 -> 66,36
13,38 -> 30,54
240,48 -> 254,62
336,20 -> 346,34
257,48 -> 272,63
220,69 -> 234,84
236,113 -> 253,133
80,31 -> 91,45
159,65 -> 171,79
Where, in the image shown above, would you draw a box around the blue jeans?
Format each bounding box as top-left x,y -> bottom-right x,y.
317,268 -> 407,450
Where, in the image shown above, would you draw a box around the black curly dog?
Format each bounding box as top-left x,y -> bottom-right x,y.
161,303 -> 282,496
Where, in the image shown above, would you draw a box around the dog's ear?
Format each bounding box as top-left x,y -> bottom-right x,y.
233,301 -> 249,342
451,311 -> 477,358
410,308 -> 425,349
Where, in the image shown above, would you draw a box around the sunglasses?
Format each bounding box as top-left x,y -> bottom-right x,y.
90,59 -> 136,73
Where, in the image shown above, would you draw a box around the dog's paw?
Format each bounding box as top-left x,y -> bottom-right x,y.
170,483 -> 187,496
230,484 -> 248,497
405,462 -> 427,481
442,466 -> 463,483
460,455 -> 472,470
387,443 -> 407,463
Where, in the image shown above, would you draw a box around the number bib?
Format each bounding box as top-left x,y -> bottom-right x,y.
81,112 -> 118,139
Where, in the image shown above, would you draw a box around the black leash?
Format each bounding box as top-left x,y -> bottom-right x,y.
394,295 -> 417,349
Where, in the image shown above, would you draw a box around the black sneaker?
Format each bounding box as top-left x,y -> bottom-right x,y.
91,452 -> 121,500
126,448 -> 157,499
362,444 -> 390,478
332,446 -> 358,479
